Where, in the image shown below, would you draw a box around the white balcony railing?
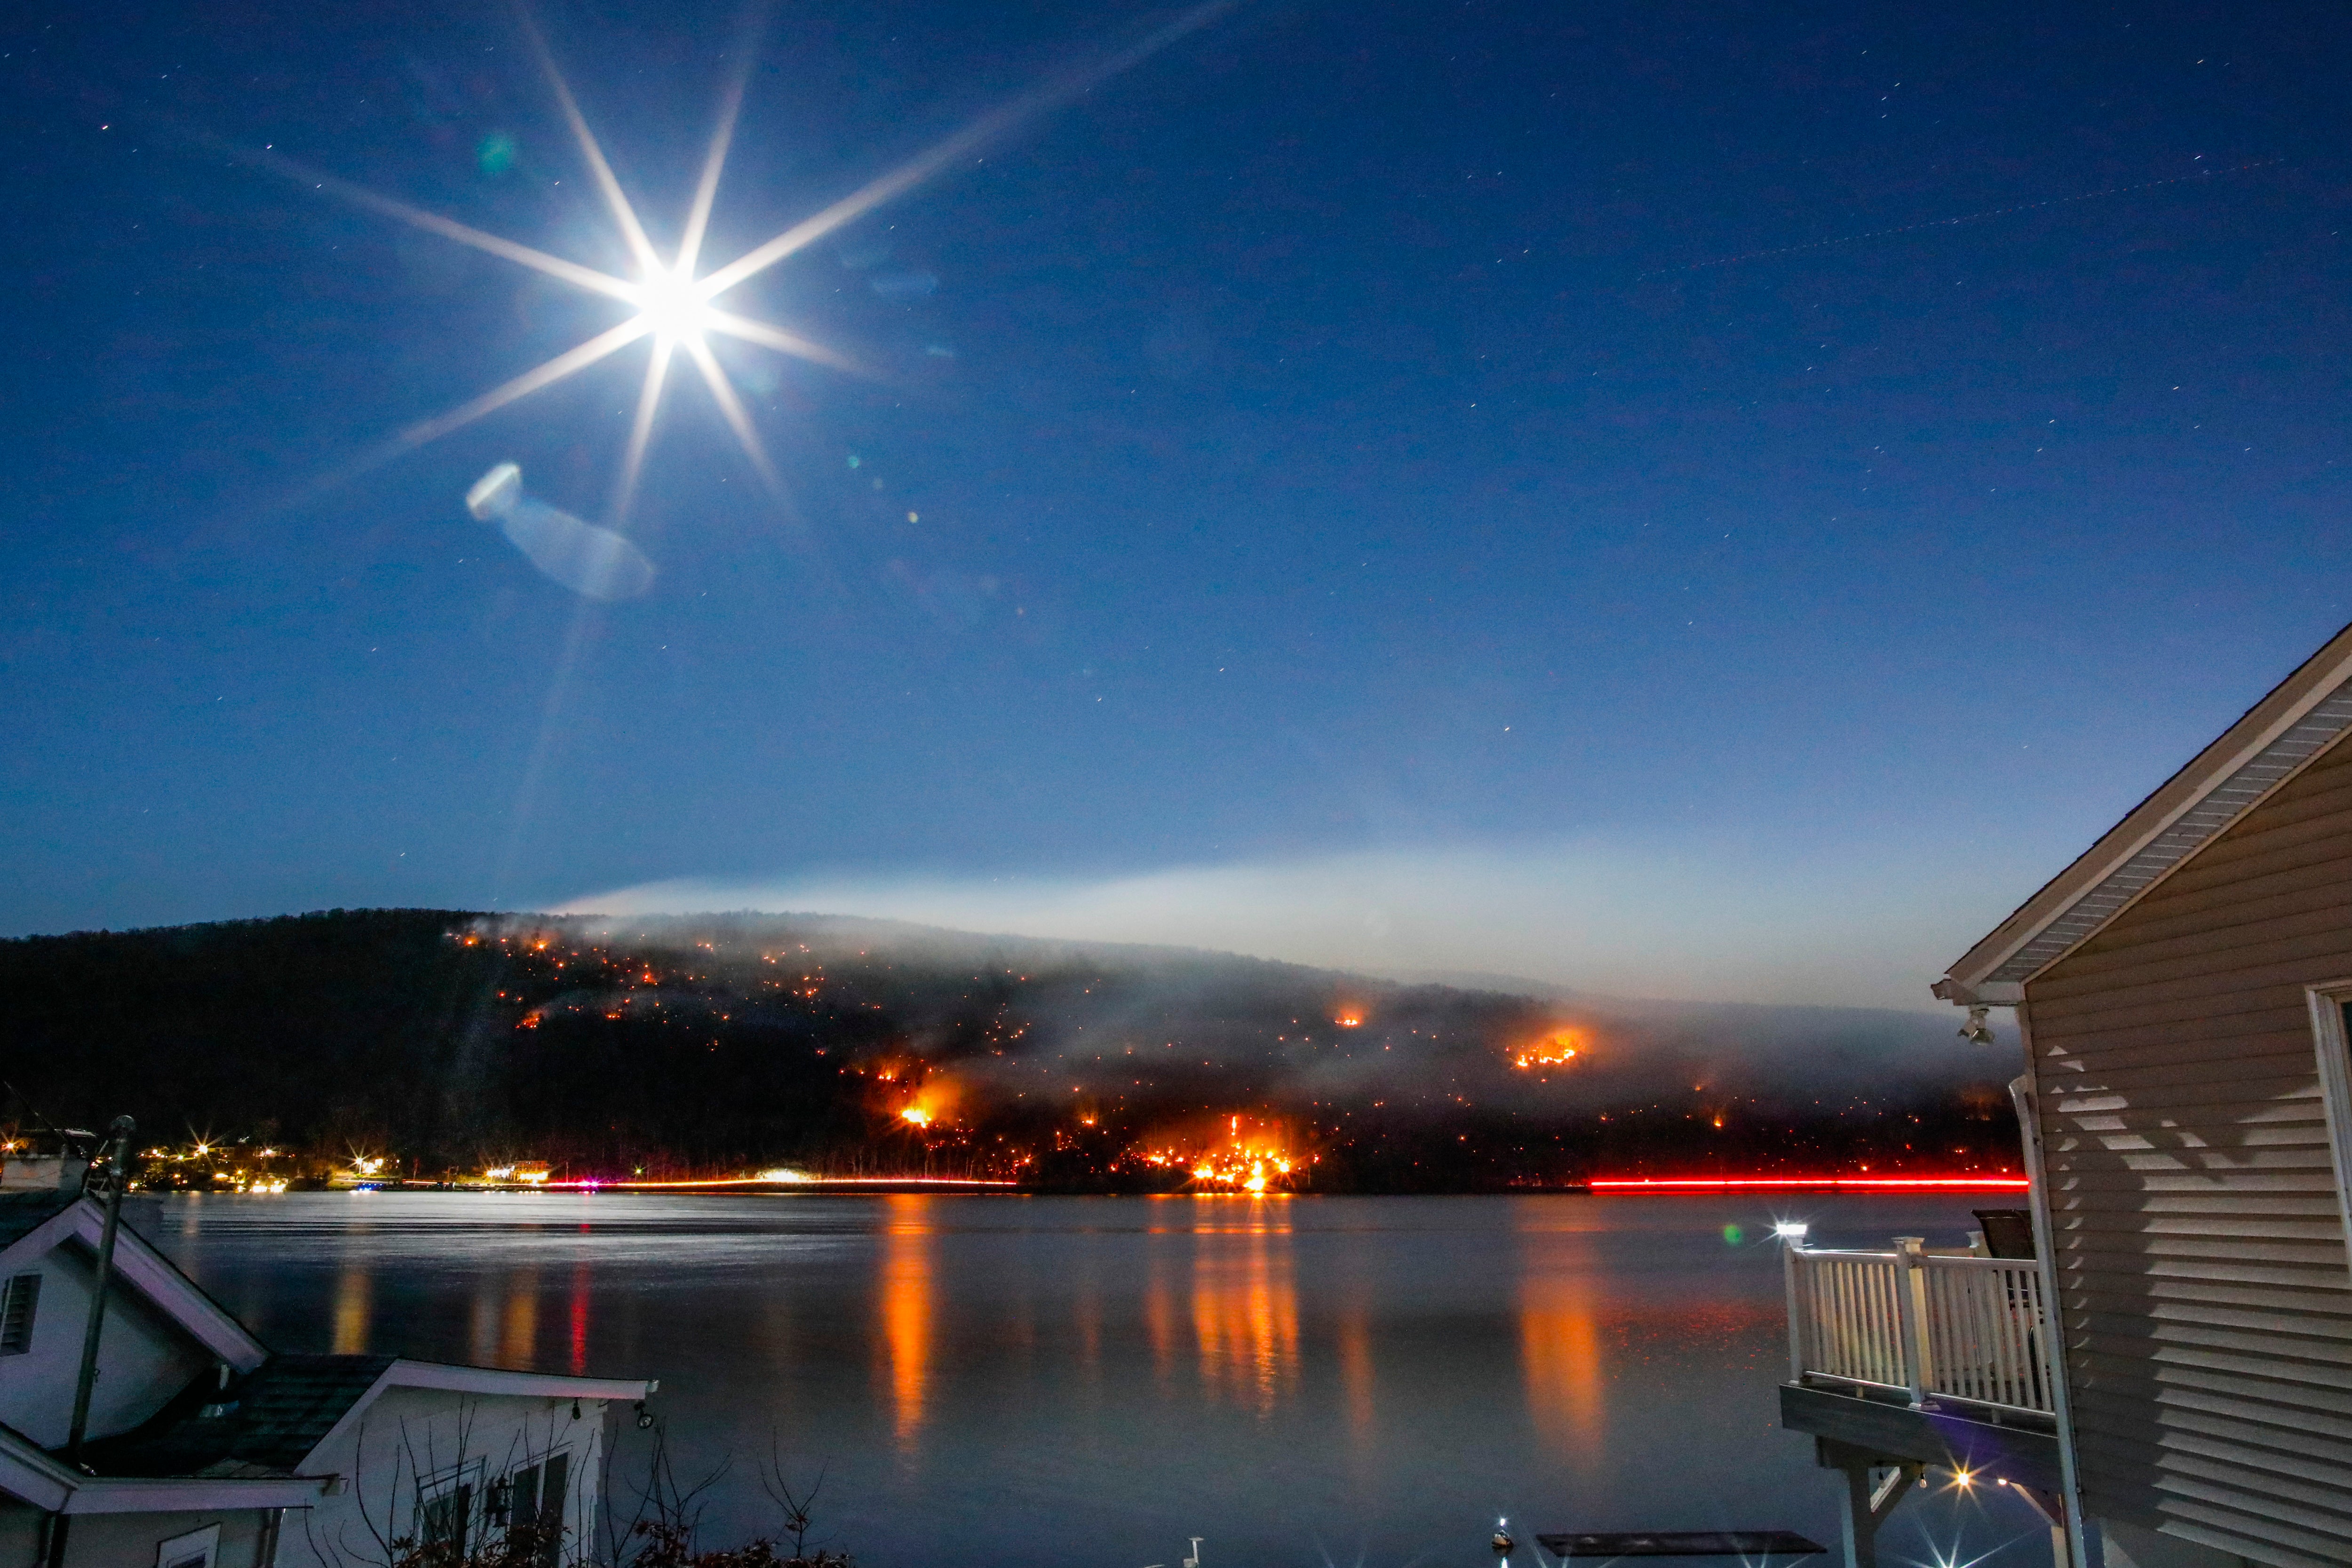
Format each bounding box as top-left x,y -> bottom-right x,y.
1784,1236 -> 2054,1417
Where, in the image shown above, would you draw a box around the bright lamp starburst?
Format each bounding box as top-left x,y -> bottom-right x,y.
251,0 -> 1237,523
632,269 -> 714,344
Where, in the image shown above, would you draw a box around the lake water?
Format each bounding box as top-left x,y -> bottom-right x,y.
146,1192 -> 2050,1568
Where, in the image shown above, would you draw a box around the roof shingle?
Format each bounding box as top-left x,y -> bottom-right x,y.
86,1353 -> 396,1478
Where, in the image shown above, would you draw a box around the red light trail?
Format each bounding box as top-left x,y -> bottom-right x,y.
1588,1175 -> 2027,1192
542,1175 -> 1017,1191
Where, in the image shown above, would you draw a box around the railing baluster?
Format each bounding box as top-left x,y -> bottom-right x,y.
1784,1249 -> 2054,1419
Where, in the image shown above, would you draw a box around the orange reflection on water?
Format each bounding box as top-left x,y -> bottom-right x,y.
1337,1305 -> 1375,1442
331,1264 -> 372,1354
878,1195 -> 933,1450
1191,1198 -> 1298,1417
503,1270 -> 539,1366
1075,1275 -> 1102,1381
468,1278 -> 501,1365
1144,1246 -> 1178,1387
1518,1265 -> 1606,1462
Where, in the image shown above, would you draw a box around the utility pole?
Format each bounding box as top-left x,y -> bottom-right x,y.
65,1115 -> 135,1463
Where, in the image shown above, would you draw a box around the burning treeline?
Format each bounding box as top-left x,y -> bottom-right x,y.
0,909 -> 2019,1191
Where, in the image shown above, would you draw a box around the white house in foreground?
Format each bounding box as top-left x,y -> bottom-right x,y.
1930,617 -> 2352,1568
0,1179 -> 654,1567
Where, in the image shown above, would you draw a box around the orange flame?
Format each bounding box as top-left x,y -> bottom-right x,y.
1138,1114 -> 1299,1192
1513,1028 -> 1583,1070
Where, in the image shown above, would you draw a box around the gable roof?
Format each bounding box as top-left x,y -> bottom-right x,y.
1939,617 -> 2352,1004
87,1355 -> 656,1480
0,1194 -> 268,1372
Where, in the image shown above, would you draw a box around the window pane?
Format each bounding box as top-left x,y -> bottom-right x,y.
509,1464 -> 540,1538
538,1451 -> 569,1567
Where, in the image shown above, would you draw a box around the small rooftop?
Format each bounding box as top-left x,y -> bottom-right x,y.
84,1354 -> 398,1479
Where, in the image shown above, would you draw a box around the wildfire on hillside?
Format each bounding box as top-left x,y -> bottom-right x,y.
1136,1114 -> 1303,1192
1512,1028 -> 1585,1072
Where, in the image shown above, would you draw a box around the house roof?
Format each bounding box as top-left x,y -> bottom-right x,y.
1939,617 -> 2352,1005
87,1355 -> 656,1480
86,1354 -> 397,1479
0,1191 -> 75,1250
0,1194 -> 268,1372
0,1418 -> 330,1516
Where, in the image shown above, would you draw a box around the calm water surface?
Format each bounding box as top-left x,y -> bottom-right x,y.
148,1193 -> 2048,1568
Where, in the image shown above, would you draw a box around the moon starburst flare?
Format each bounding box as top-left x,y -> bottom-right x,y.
239,0 -> 1239,524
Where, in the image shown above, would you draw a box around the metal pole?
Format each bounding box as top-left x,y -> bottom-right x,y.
65,1115 -> 135,1463
1783,1236 -> 1810,1385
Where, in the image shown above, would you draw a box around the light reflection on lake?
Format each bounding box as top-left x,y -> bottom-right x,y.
145,1192 -> 2052,1567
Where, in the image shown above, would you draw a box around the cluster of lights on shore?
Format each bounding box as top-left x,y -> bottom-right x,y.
73,1132 -> 2020,1195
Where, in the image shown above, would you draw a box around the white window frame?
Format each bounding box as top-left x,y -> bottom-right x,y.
2303,981 -> 2352,1281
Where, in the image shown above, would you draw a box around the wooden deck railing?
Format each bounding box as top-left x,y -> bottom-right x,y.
1783,1236 -> 2053,1417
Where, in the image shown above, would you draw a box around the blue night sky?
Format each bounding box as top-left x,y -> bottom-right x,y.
5,0 -> 2349,1007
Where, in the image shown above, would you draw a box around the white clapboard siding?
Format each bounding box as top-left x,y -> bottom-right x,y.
2026,739 -> 2352,1568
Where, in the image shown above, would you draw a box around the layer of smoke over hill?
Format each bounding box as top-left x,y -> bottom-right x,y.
531,911 -> 1998,1125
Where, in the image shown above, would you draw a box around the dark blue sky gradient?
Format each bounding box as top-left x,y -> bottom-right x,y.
6,0 -> 2350,1002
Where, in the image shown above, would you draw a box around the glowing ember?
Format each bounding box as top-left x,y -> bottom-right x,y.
1513,1029 -> 1583,1070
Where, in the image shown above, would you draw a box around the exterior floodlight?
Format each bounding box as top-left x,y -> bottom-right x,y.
1774,1221 -> 1809,1241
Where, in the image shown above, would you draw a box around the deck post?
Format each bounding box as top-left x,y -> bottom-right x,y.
1891,1237 -> 1931,1406
1817,1437 -> 1920,1568
1783,1241 -> 1809,1385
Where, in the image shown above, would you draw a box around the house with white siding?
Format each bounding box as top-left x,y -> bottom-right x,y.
0,1173 -> 654,1567
1889,618 -> 2352,1568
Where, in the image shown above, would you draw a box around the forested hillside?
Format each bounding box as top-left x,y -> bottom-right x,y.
0,909 -> 2018,1188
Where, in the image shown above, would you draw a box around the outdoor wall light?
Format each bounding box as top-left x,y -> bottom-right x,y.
1773,1221 -> 1809,1241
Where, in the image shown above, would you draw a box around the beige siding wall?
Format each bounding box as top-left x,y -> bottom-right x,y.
2029,740 -> 2352,1568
